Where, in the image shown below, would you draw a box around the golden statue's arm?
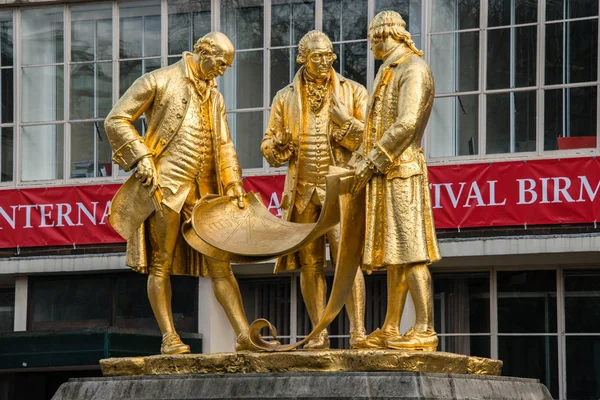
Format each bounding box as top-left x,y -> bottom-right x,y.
215,93 -> 243,188
261,92 -> 295,167
332,85 -> 369,152
367,63 -> 434,174
105,74 -> 156,172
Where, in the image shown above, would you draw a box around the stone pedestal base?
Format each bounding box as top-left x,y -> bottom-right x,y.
52,372 -> 553,400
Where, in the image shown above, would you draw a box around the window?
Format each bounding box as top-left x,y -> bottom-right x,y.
0,289 -> 14,332
29,274 -> 197,332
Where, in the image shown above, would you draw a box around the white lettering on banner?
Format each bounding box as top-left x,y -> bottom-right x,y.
38,204 -> 55,227
487,181 -> 507,206
76,202 -> 98,226
517,179 -> 537,205
56,203 -> 76,227
99,201 -> 111,225
577,176 -> 600,202
267,192 -> 282,217
464,182 -> 485,207
552,177 -> 575,203
0,205 -> 17,229
0,201 -> 112,229
430,181 -> 507,209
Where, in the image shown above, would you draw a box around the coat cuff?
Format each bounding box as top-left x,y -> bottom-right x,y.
112,139 -> 151,171
221,165 -> 242,188
367,143 -> 394,174
335,118 -> 363,152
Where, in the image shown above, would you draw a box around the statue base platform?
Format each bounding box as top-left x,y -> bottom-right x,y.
52,371 -> 552,399
99,349 -> 502,376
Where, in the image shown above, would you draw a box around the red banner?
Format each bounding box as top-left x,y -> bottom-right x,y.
0,157 -> 599,248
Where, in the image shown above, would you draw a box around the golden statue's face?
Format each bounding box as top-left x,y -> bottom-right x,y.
198,48 -> 234,79
305,39 -> 335,80
369,33 -> 399,60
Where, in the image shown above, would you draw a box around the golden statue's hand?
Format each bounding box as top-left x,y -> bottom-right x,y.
226,182 -> 246,209
330,94 -> 351,127
273,127 -> 292,148
350,160 -> 374,195
135,156 -> 158,191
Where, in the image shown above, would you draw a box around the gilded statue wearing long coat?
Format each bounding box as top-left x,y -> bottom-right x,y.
106,32 -> 264,354
352,11 -> 441,351
261,31 -> 367,349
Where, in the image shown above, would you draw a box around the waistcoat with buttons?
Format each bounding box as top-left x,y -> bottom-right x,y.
295,96 -> 333,212
156,86 -> 214,202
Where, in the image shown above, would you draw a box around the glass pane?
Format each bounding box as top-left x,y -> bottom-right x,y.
221,0 -> 264,50
430,95 -> 478,157
70,121 -> 112,179
364,274 -> 387,334
71,3 -> 112,62
21,124 -> 64,181
1,68 -> 13,124
70,62 -> 112,120
1,127 -> 13,182
323,0 -> 367,42
439,335 -> 490,357
270,47 -> 293,100
119,0 -> 161,59
22,65 -> 64,123
375,0 -> 421,34
545,20 -> 598,85
31,277 -> 111,329
497,270 -> 557,333
564,271 -> 600,332
239,278 -> 291,337
566,336 -> 600,399
487,26 -> 537,90
0,290 -> 14,332
544,86 -> 597,151
168,0 -> 211,55
486,90 -> 536,154
119,58 -> 161,97
431,31 -> 479,94
433,272 -> 490,334
432,0 -> 480,32
21,7 -> 63,65
340,41 -> 368,87
272,1 -> 315,47
224,50 -> 263,109
499,335 -> 558,397
489,0 -> 537,27
227,111 -> 263,169
0,12 -> 13,67
547,0 -> 598,21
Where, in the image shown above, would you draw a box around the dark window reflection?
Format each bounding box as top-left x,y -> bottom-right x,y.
0,289 -> 14,332
375,0 -> 419,34
489,0 -> 537,27
565,336 -> 600,400
433,272 -> 490,334
227,111 -> 263,169
271,1 -> 314,47
323,0 -> 367,42
432,0 -> 480,32
486,91 -> 536,154
544,86 -> 597,151
487,26 -> 536,90
547,0 -> 598,21
0,15 -> 13,67
564,271 -> 600,333
1,127 -> 13,182
499,335 -> 559,398
239,278 -> 291,337
221,0 -> 264,50
439,335 -> 490,358
340,41 -> 368,87
270,47 -> 293,100
497,270 -> 557,333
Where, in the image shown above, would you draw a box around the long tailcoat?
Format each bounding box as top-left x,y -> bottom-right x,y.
105,54 -> 242,277
261,68 -> 368,273
362,45 -> 441,269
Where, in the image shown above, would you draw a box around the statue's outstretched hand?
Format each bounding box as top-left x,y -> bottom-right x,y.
227,182 -> 246,209
350,160 -> 374,195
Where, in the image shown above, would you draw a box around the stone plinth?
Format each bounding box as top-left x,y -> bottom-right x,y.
52,372 -> 553,400
99,350 -> 502,376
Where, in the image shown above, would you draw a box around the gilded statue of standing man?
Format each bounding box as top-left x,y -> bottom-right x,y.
106,32 -> 266,354
262,31 -> 367,349
351,12 -> 442,351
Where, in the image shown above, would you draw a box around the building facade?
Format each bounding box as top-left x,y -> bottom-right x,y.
0,0 -> 598,399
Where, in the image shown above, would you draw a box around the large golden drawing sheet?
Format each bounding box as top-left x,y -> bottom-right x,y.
182,167 -> 365,351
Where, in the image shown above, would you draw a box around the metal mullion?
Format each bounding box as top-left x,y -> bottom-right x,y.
509,0 -> 516,154
542,80 -> 600,90
537,0 -> 545,155
211,0 -> 220,31
331,38 -> 369,45
119,56 -> 162,62
564,332 -> 600,337
484,85 -> 539,94
227,107 -> 266,113
429,27 -> 482,36
21,120 -> 67,127
479,0 -> 487,158
270,45 -> 298,51
315,0 -> 322,31
160,0 -> 168,68
263,0 -> 271,169
20,62 -> 64,68
545,15 -> 599,25
290,274 -> 297,344
490,267 -> 498,359
70,59 -> 112,65
486,21 -> 539,31
437,332 -> 491,337
556,267 -> 566,400
64,4 -> 70,182
14,7 -> 21,186
234,47 -> 264,54
111,1 -> 119,180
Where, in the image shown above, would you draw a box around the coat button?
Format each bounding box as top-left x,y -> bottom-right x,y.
169,127 -> 175,132
160,138 -> 167,145
176,113 -> 182,119
182,99 -> 188,104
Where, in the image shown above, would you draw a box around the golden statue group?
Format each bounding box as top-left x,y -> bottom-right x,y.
105,11 -> 441,356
